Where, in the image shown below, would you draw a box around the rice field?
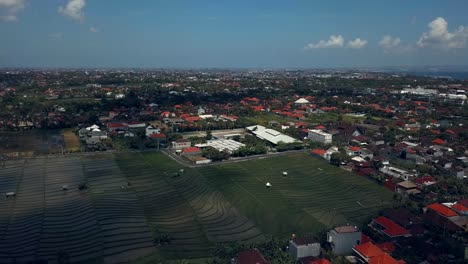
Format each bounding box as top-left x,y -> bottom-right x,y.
0,151 -> 392,262
198,153 -> 394,237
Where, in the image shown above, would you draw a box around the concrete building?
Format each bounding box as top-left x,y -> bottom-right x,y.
246,125 -> 298,145
327,226 -> 362,255
171,139 -> 191,150
308,130 -> 332,144
289,237 -> 320,260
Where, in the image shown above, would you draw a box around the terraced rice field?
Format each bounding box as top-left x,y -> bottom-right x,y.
198,153 -> 394,237
116,152 -> 264,259
0,155 -> 156,264
0,151 -> 392,262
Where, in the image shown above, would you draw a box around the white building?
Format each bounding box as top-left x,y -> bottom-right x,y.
294,98 -> 310,105
308,129 -> 332,144
327,226 -> 362,255
379,166 -> 415,180
195,139 -> 245,154
289,237 -> 320,260
246,125 -> 298,145
145,125 -> 161,137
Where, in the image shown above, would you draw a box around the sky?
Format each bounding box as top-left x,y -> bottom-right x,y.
1,0 -> 468,68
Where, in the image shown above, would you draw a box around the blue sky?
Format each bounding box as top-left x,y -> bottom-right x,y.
1,0 -> 468,68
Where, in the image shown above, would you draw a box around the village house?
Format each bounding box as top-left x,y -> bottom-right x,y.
145,125 -> 161,137
171,138 -> 191,150
289,237 -> 321,260
308,129 -> 333,144
235,249 -> 268,264
327,226 -> 362,255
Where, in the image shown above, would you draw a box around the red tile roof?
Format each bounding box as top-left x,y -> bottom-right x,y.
373,216 -> 410,237
376,242 -> 395,254
427,203 -> 458,217
432,138 -> 446,145
451,203 -> 468,212
149,133 -> 166,139
182,147 -> 201,154
311,149 -> 327,156
237,249 -> 268,264
369,254 -> 403,264
302,258 -> 331,264
354,242 -> 384,259
108,123 -> 127,128
349,146 -> 361,152
361,234 -> 372,244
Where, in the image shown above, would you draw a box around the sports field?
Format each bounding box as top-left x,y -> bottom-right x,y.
198,152 -> 394,237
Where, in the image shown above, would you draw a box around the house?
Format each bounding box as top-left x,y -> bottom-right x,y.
353,241 -> 405,264
370,216 -> 411,239
289,237 -> 321,260
311,149 -> 327,159
171,139 -> 191,150
308,130 -> 333,144
307,108 -> 325,115
300,258 -> 331,264
145,125 -> 161,137
127,121 -> 146,129
424,203 -> 467,232
149,133 -> 166,141
107,122 -> 128,132
346,146 -> 361,156
327,225 -> 362,255
379,166 -> 415,180
181,147 -> 202,156
236,249 -> 268,264
395,181 -> 419,196
295,98 -> 310,105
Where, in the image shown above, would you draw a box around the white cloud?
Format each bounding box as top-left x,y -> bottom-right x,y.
89,26 -> 98,33
379,35 -> 401,49
347,38 -> 368,49
305,35 -> 344,49
0,0 -> 25,22
417,17 -> 468,49
58,0 -> 86,22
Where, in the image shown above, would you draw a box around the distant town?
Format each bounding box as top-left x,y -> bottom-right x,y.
0,69 -> 467,263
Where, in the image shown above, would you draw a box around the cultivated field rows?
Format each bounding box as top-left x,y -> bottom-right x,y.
115,153 -> 264,259
0,155 -> 156,264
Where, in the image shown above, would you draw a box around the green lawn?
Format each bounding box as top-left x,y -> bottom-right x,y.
198,153 -> 393,238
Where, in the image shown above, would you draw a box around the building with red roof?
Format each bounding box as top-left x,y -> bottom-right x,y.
369,254 -> 405,264
431,138 -> 446,145
311,149 -> 327,157
425,203 -> 466,232
426,203 -> 457,217
300,257 -> 331,264
353,242 -> 405,264
237,249 -> 268,264
182,146 -> 201,155
371,216 -> 411,238
376,242 -> 395,254
353,242 -> 385,261
451,203 -> 468,215
149,133 -> 166,139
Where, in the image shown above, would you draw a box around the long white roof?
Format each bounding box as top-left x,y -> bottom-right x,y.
246,125 -> 299,145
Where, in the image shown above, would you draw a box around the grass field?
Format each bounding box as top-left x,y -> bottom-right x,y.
198,153 -> 394,238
